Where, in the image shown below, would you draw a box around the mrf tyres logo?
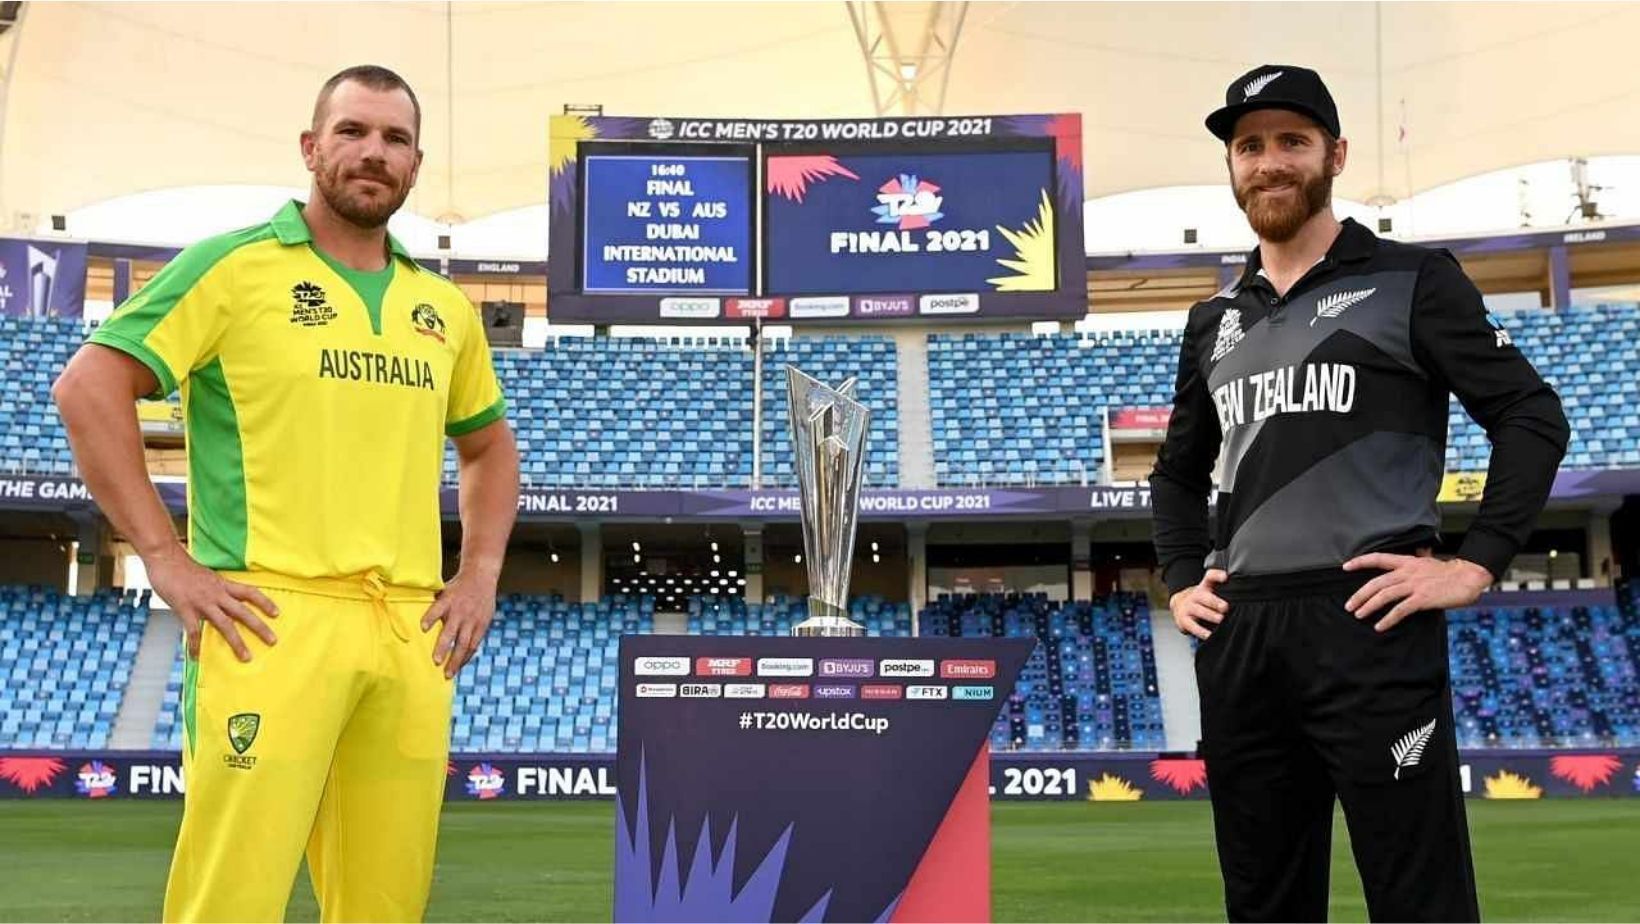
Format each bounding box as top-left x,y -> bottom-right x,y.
224,713 -> 260,770
290,281 -> 338,327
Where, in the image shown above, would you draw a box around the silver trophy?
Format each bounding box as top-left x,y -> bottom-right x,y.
786,366 -> 870,637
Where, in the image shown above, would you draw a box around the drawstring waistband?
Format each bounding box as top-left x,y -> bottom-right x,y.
219,570 -> 433,643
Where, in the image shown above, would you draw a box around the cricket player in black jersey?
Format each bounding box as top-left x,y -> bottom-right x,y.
1151,65 -> 1570,922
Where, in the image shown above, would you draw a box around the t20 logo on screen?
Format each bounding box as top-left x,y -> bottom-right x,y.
75,761 -> 117,798
873,174 -> 944,230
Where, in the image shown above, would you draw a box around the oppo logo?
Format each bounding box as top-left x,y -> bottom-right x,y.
634,657 -> 690,676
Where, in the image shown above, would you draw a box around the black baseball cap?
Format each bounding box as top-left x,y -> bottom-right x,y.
1206,64 -> 1341,142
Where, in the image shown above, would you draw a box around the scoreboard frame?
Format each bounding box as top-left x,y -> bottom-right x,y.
548,113 -> 1085,325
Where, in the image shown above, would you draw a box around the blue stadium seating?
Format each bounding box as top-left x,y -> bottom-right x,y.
927,329 -> 1179,486
929,304 -> 1640,486
919,593 -> 1165,751
0,317 -> 80,476
1447,587 -> 1640,748
1446,303 -> 1640,471
0,585 -> 147,749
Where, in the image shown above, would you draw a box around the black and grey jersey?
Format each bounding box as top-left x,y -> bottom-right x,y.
1151,218 -> 1569,596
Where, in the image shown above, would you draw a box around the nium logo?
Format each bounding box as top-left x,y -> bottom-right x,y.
906,685 -> 949,700
636,683 -> 678,698
724,683 -> 766,699
635,657 -> 690,676
1311,287 -> 1376,327
878,659 -> 935,677
940,659 -> 997,680
695,657 -> 753,677
680,683 -> 723,698
648,118 -> 676,140
1243,71 -> 1283,99
757,657 -> 814,677
952,685 -> 995,701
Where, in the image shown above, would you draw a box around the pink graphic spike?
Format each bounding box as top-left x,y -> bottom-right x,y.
767,156 -> 860,203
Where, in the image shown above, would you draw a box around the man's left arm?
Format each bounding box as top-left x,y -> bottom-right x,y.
1346,251 -> 1570,629
423,417 -> 521,679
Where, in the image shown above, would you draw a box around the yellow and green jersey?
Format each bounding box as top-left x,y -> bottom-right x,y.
89,200 -> 506,590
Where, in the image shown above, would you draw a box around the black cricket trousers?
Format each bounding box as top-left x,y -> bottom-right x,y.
1194,567 -> 1480,922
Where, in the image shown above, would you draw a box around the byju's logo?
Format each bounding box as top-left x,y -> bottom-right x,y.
75,761 -> 117,798
466,763 -> 505,799
873,174 -> 943,230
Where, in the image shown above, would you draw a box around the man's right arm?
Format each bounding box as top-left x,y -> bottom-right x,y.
1150,310 -> 1222,596
1149,310 -> 1230,638
53,345 -> 278,661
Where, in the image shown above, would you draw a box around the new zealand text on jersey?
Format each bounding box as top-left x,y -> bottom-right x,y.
1212,362 -> 1357,429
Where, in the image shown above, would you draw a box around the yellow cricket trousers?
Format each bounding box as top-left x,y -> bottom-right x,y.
164,570 -> 454,923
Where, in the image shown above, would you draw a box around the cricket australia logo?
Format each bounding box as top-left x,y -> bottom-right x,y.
411,302 -> 447,344
1390,717 -> 1437,780
224,713 -> 261,771
1243,71 -> 1283,99
291,281 -> 338,327
1311,287 -> 1376,326
1210,308 -> 1245,362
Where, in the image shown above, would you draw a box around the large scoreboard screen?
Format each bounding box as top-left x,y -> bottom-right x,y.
549,114 -> 1083,324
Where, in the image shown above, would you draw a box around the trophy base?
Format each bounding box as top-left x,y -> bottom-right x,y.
792,616 -> 866,637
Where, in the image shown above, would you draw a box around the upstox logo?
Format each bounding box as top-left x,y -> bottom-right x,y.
879,659 -> 934,678
635,657 -> 690,676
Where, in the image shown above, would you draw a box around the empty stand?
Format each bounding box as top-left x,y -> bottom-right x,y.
0,585 -> 148,749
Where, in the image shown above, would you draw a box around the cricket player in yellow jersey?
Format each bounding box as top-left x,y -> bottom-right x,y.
52,66 -> 520,922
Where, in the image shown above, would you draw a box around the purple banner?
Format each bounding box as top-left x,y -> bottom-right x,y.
1,472 -> 1632,521
0,238 -> 87,318
6,748 -> 1637,802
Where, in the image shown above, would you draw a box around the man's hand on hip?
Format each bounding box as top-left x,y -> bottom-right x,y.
1343,552 -> 1494,632
422,568 -> 499,680
1170,568 -> 1229,641
146,543 -> 280,662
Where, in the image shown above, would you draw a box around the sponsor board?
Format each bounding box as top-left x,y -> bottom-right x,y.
878,658 -> 935,678
861,684 -> 904,700
941,660 -> 997,680
636,683 -> 678,698
695,657 -> 752,677
634,657 -> 690,676
819,658 -> 874,679
680,683 -> 723,698
789,296 -> 851,319
919,293 -> 980,315
767,683 -> 811,699
724,683 -> 766,699
757,657 -> 814,677
658,298 -> 722,319
906,685 -> 949,700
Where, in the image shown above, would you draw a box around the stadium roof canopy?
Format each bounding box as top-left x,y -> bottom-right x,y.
5,1 -> 1640,229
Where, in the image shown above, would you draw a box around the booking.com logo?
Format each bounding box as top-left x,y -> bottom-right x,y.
872,174 -> 944,229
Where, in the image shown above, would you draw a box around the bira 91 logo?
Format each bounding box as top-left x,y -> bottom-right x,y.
75,761 -> 118,798
466,763 -> 505,799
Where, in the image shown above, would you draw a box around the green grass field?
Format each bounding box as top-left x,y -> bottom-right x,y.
3,800 -> 1637,921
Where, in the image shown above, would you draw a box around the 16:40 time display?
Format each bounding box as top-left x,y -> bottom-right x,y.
828,228 -> 992,254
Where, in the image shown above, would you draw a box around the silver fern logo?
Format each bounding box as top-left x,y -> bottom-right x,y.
1391,718 -> 1437,780
1311,287 -> 1376,327
1243,71 -> 1284,99
1211,308 -> 1245,362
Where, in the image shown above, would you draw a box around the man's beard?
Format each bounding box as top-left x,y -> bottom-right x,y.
1233,167 -> 1331,243
314,153 -> 409,230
